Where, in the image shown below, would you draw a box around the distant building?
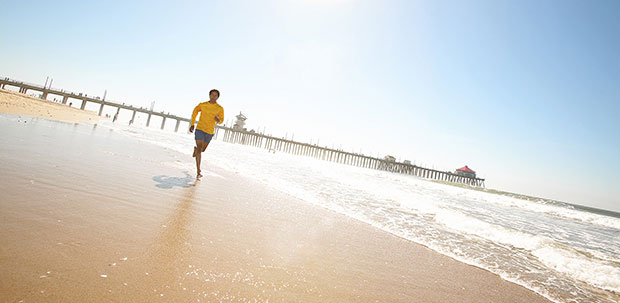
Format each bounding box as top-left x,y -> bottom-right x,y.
403,160 -> 411,165
455,165 -> 476,178
233,112 -> 247,130
384,155 -> 396,162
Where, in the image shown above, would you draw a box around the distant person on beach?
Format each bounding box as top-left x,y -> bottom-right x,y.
189,89 -> 224,179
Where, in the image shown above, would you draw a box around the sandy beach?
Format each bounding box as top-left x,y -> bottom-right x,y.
0,89 -> 100,123
0,95 -> 551,302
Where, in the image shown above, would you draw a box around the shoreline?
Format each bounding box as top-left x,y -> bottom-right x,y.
0,100 -> 552,301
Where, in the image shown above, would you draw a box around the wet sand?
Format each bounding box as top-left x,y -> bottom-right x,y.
0,89 -> 100,122
0,113 -> 551,302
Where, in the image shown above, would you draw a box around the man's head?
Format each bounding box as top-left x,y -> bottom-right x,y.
209,89 -> 220,101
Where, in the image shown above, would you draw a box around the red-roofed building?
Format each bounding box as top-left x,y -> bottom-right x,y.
455,165 -> 476,178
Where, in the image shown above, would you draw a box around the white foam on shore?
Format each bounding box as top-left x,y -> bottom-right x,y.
434,209 -> 620,293
533,245 -> 620,293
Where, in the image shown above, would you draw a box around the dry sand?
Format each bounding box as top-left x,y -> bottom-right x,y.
0,101 -> 551,302
0,88 -> 100,122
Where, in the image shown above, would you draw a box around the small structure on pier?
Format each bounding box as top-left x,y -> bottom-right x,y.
455,165 -> 476,178
233,112 -> 247,131
384,155 -> 396,162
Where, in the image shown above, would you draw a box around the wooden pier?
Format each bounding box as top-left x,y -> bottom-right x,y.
0,78 -> 190,132
1,77 -> 485,187
213,126 -> 485,187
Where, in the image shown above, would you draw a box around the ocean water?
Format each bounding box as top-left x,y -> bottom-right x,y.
91,120 -> 620,302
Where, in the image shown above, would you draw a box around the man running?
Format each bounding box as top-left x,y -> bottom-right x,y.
189,89 -> 224,178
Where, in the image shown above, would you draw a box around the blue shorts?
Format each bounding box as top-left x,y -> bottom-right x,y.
195,129 -> 213,143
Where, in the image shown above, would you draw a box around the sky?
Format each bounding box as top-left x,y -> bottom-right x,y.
1,0 -> 619,212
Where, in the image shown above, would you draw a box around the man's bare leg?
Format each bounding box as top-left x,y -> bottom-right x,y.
195,140 -> 204,178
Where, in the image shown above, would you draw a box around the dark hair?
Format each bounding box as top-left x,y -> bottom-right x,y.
210,89 -> 220,97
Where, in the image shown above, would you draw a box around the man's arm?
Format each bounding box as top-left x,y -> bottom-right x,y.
190,105 -> 201,132
216,108 -> 224,125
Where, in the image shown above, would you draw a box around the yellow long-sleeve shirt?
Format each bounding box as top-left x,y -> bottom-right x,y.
191,101 -> 224,134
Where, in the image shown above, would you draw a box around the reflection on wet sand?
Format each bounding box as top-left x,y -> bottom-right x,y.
139,181 -> 199,296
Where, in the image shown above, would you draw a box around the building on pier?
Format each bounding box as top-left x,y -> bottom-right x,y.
233,112 -> 247,131
455,165 -> 476,178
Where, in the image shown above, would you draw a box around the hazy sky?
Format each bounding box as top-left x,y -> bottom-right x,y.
1,0 -> 619,212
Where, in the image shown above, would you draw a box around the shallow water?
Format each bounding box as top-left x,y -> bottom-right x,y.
93,120 -> 620,303
2,114 -> 619,302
